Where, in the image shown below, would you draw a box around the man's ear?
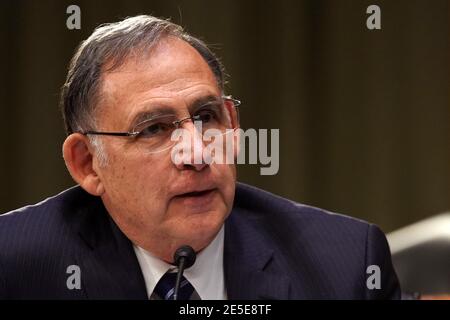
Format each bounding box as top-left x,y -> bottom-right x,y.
62,133 -> 105,196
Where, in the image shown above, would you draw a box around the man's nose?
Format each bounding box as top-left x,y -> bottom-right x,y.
174,121 -> 208,171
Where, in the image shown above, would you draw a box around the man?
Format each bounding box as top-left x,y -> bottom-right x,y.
0,15 -> 400,299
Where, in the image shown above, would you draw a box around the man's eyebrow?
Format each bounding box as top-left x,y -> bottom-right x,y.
128,95 -> 222,128
190,95 -> 222,111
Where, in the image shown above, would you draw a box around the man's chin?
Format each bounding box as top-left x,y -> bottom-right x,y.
172,216 -> 224,248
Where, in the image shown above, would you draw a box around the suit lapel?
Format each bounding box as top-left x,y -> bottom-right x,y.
73,194 -> 147,299
224,208 -> 290,299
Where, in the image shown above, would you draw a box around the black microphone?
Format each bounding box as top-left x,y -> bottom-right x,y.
173,245 -> 196,300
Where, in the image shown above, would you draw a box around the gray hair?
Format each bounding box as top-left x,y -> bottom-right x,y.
60,15 -> 225,135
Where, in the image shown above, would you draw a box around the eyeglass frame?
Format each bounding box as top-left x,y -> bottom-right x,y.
78,95 -> 241,138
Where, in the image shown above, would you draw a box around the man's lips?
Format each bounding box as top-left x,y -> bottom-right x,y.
172,188 -> 218,209
175,188 -> 217,198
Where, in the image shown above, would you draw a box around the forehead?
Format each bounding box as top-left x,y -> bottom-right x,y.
97,37 -> 220,127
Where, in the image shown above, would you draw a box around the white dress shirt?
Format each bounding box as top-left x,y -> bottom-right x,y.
133,226 -> 227,300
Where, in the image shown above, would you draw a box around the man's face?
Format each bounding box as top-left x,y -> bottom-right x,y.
93,37 -> 237,261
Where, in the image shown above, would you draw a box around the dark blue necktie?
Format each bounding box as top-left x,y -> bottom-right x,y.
153,272 -> 195,300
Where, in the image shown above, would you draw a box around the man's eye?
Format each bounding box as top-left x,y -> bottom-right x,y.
196,109 -> 219,123
139,122 -> 171,138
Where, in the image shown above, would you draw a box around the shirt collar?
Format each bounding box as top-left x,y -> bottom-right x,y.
133,226 -> 226,300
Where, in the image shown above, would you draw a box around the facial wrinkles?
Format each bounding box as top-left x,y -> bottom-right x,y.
100,71 -> 218,133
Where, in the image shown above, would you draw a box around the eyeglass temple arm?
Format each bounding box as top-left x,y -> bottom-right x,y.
81,131 -> 138,137
223,95 -> 241,107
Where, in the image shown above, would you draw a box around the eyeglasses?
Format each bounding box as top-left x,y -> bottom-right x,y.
80,95 -> 241,154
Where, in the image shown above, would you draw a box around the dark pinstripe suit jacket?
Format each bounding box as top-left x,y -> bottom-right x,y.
0,182 -> 400,299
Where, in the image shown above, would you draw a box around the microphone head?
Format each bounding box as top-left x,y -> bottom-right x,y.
174,245 -> 196,269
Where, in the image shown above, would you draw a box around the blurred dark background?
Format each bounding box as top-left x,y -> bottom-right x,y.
0,0 -> 448,232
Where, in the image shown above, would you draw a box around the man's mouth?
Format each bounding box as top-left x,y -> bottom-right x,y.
173,188 -> 218,208
176,189 -> 216,198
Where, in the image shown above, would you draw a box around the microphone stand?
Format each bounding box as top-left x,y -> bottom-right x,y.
173,245 -> 196,300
